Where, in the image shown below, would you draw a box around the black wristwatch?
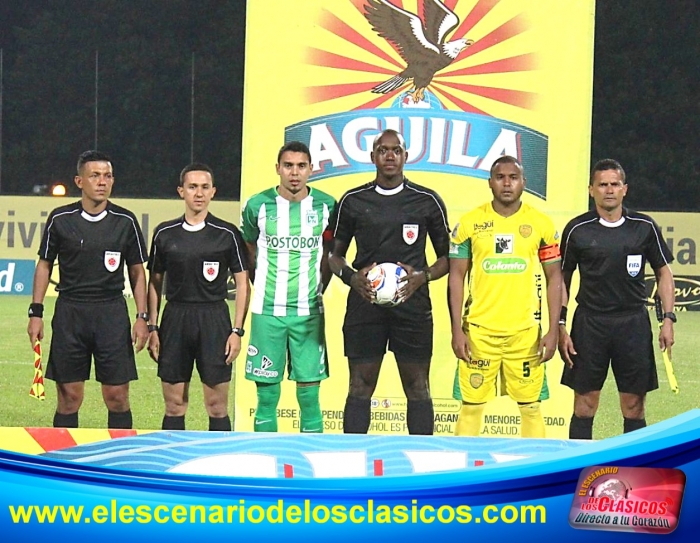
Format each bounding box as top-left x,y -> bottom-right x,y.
136,312 -> 149,321
147,324 -> 159,333
663,312 -> 677,323
231,327 -> 245,337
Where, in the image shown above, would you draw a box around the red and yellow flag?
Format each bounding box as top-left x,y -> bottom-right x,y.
29,340 -> 45,401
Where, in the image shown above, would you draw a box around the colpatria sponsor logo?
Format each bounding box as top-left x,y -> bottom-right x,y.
482,257 -> 527,273
265,235 -> 320,250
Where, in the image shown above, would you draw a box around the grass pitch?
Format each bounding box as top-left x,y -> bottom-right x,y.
0,295 -> 221,430
0,295 -> 696,438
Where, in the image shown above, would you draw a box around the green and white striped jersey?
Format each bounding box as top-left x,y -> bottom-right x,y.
241,186 -> 336,316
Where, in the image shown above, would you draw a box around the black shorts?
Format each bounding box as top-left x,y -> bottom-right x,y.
342,290 -> 433,362
561,307 -> 658,395
158,301 -> 232,386
46,296 -> 137,385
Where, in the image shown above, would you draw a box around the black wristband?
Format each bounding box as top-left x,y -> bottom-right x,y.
340,266 -> 356,287
147,324 -> 159,333
559,306 -> 568,324
28,303 -> 44,318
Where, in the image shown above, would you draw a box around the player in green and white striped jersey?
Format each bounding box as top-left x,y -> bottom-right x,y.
241,141 -> 336,432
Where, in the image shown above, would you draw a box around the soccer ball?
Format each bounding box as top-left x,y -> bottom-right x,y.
367,263 -> 407,306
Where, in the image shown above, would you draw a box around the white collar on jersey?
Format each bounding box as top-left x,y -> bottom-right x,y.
81,209 -> 108,222
374,182 -> 405,196
598,216 -> 626,228
181,220 -> 206,232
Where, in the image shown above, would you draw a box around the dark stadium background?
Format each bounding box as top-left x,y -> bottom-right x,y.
0,1 -> 697,209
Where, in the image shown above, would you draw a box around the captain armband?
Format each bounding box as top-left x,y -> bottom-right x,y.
538,243 -> 561,263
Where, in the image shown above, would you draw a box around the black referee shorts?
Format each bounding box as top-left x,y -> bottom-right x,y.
561,306 -> 658,395
158,301 -> 232,386
46,296 -> 137,385
342,290 -> 433,362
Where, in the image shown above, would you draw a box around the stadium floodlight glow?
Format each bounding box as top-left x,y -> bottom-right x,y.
50,183 -> 67,196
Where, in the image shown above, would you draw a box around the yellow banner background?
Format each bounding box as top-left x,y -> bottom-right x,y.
239,0 -> 596,436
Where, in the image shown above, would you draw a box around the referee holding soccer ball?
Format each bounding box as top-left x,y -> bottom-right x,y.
27,150 -> 149,429
329,129 -> 450,435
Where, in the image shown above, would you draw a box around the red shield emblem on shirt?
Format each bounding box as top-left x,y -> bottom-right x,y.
403,224 -> 418,245
203,261 -> 220,282
104,251 -> 121,272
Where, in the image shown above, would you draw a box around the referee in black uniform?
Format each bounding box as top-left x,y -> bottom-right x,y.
558,159 -> 676,439
147,163 -> 250,431
27,150 -> 149,429
329,129 -> 450,435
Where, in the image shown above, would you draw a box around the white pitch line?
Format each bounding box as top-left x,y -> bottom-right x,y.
0,360 -> 157,370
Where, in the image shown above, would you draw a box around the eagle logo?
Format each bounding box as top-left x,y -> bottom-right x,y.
364,0 -> 474,103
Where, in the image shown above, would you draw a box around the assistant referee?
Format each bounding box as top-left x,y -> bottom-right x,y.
147,163 -> 250,431
558,159 -> 676,439
27,150 -> 149,429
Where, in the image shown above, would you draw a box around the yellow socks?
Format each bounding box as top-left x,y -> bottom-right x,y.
519,402 -> 545,438
455,403 -> 485,436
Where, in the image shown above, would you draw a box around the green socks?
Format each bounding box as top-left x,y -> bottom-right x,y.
255,382 -> 281,432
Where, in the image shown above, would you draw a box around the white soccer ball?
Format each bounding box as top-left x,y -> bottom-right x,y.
367,263 -> 407,306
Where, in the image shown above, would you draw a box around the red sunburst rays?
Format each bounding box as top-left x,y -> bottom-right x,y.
452,0 -> 500,41
305,80 -> 408,109
459,13 -> 529,59
442,0 -> 459,12
352,88 -> 406,110
433,80 -> 537,109
306,81 -> 391,104
306,48 -> 397,75
304,1 -> 537,112
431,84 -> 490,115
319,8 -> 403,69
439,53 -> 538,77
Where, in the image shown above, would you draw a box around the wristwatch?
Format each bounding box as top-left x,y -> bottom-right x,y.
231,327 -> 245,337
663,312 -> 677,323
136,312 -> 149,321
147,324 -> 159,333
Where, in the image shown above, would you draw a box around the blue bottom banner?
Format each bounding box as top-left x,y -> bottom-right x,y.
1,410 -> 700,541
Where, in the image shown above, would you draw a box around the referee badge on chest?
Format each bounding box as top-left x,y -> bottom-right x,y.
104,251 -> 121,272
403,224 -> 419,245
203,261 -> 220,282
627,255 -> 642,277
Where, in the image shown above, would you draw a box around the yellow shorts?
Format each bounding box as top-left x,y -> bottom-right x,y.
458,324 -> 543,403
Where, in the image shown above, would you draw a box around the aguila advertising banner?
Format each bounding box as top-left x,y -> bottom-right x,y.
238,0 -> 595,437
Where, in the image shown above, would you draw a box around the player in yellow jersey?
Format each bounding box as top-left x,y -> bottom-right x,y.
448,156 -> 562,438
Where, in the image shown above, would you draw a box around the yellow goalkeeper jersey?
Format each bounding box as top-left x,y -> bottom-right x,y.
450,201 -> 560,333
